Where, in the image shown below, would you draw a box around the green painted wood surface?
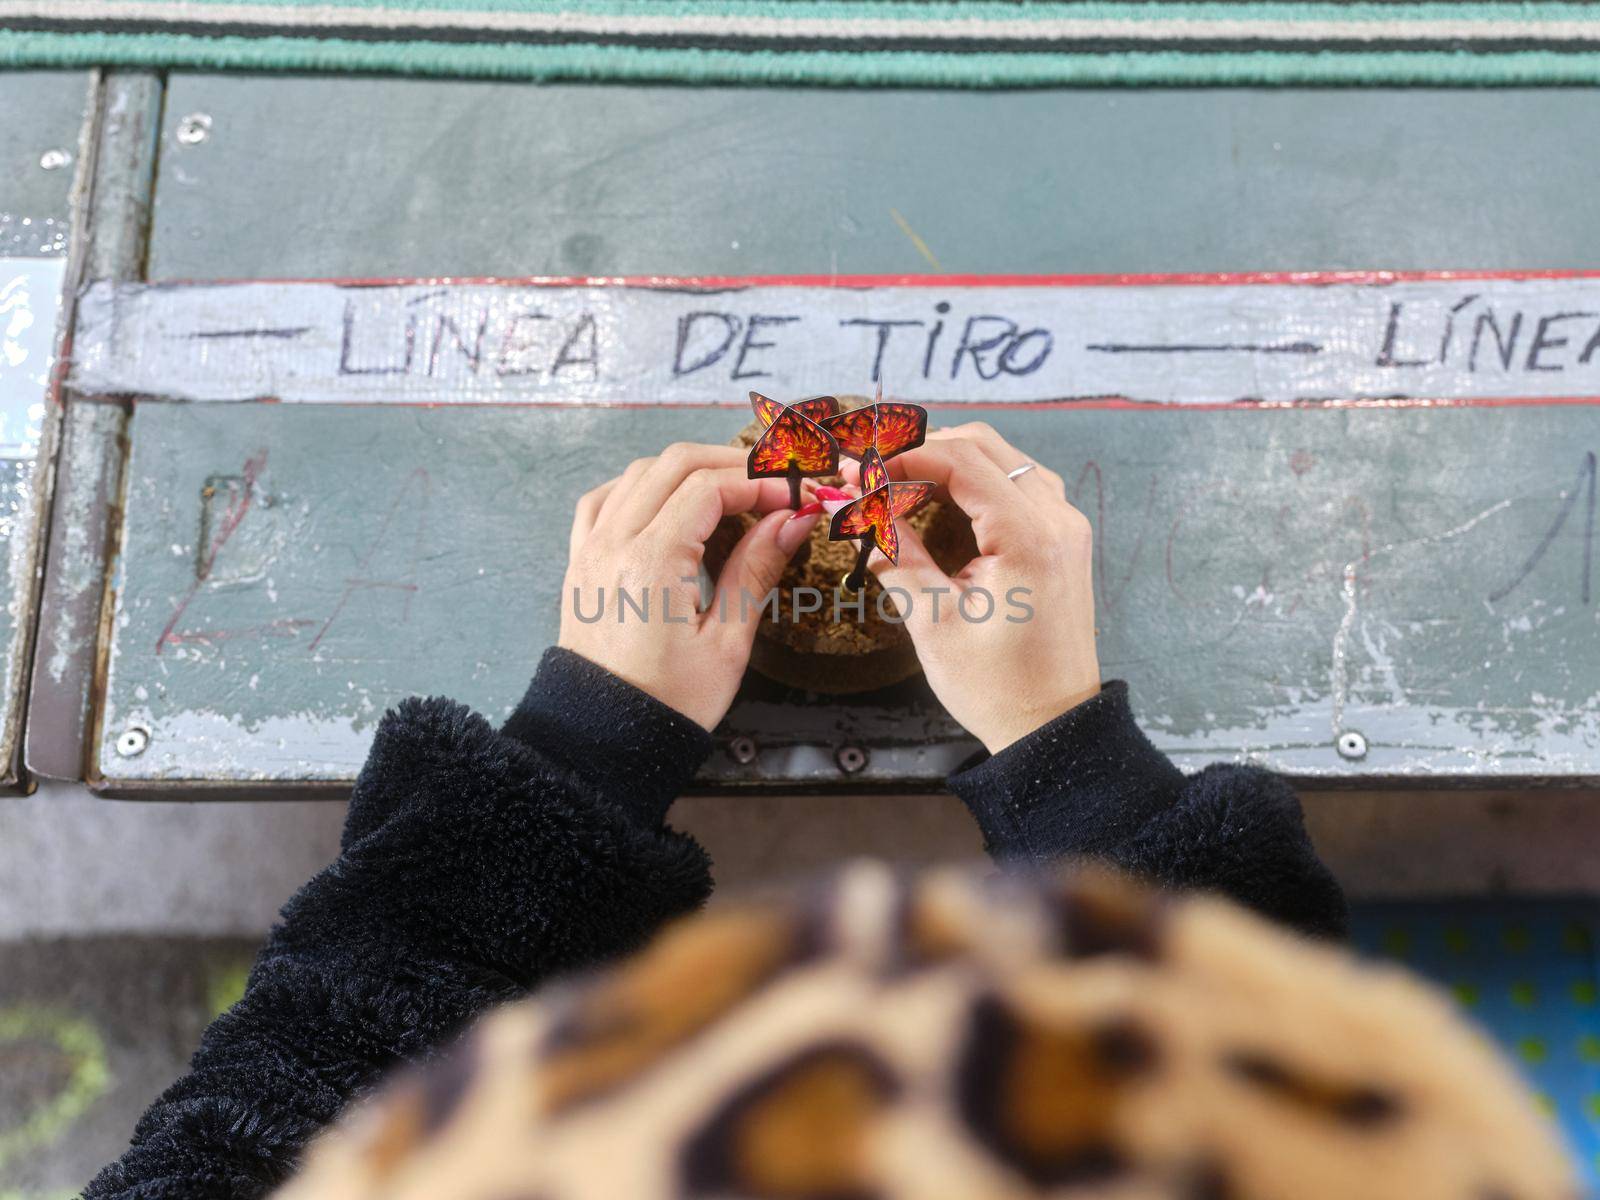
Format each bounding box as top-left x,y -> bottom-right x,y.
1,72 -> 83,258
96,401 -> 1598,789
88,75 -> 1600,789
148,80 -> 1600,280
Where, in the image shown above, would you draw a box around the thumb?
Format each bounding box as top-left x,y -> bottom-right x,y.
708,509 -> 817,644
871,521 -> 952,624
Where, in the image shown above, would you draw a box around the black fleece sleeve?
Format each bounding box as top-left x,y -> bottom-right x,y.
949,681 -> 1347,940
84,647 -> 713,1200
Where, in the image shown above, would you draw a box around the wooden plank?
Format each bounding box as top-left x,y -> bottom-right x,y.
147,80 -> 1600,280
0,70 -> 94,791
91,401 -> 1598,791
28,71 -> 162,783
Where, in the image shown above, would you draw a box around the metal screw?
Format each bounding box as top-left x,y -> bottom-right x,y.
728,736 -> 757,765
1336,730 -> 1368,761
38,149 -> 71,171
176,112 -> 213,145
835,744 -> 868,775
116,726 -> 150,757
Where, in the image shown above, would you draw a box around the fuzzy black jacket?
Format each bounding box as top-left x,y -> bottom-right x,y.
85,648 -> 1346,1199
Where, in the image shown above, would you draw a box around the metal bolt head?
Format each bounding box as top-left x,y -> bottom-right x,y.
116,726 -> 150,757
176,112 -> 213,146
728,736 -> 757,765
835,744 -> 868,775
38,148 -> 71,171
1336,730 -> 1368,761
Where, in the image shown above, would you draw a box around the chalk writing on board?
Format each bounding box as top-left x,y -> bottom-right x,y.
157,457 -> 434,656
1489,450 -> 1597,606
307,467 -> 432,652
156,450 -> 269,654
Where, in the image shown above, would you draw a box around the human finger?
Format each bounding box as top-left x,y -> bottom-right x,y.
644,465 -> 794,549
569,476 -> 619,558
877,437 -> 1030,555
708,508 -> 819,647
610,443 -> 750,536
869,521 -> 955,623
930,423 -> 1065,502
591,454 -> 659,534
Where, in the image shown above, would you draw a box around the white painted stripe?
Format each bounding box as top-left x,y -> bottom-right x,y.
69,277 -> 1600,408
6,1 -> 1600,43
0,258 -> 61,461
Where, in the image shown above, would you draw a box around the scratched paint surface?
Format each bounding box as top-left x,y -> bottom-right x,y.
70,277 -> 1600,408
97,402 -> 1598,787
111,76 -> 1600,788
0,73 -> 86,789
1,74 -> 81,266
148,80 -> 1600,281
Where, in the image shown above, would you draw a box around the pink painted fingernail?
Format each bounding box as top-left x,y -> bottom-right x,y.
814,485 -> 851,502
791,501 -> 824,518
777,510 -> 818,555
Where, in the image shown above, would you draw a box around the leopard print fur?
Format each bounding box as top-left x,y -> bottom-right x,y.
276,863 -> 1574,1200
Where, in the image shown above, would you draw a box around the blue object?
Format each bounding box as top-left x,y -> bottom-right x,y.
1353,899 -> 1600,1186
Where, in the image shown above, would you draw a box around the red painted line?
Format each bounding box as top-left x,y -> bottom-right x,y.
156,448 -> 268,655
49,326 -> 73,410
173,393 -> 1600,412
929,394 -> 1600,412
151,268 -> 1600,290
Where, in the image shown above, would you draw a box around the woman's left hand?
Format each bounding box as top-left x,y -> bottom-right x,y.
560,443 -> 819,730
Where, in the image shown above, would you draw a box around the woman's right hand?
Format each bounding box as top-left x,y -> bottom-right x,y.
859,423 -> 1102,754
559,443 -> 817,732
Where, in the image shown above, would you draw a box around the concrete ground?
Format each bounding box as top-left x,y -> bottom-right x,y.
4,779 -> 1599,1194
0,934 -> 259,1199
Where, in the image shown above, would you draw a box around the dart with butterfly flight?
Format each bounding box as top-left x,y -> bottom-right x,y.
745,391 -> 842,510
819,386 -> 928,464
825,397 -> 937,594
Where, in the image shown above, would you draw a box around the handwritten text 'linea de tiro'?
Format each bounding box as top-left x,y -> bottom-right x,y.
335,294 -> 1600,384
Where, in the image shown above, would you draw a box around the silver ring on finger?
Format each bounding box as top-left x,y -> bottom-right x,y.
1006,462 -> 1038,481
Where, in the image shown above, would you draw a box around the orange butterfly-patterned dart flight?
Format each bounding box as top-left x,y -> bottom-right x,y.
750,392 -> 839,432
746,393 -> 841,505
828,447 -> 936,567
821,401 -> 928,462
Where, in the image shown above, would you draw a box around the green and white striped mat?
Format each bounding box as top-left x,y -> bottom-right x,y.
5,1 -> 1600,87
